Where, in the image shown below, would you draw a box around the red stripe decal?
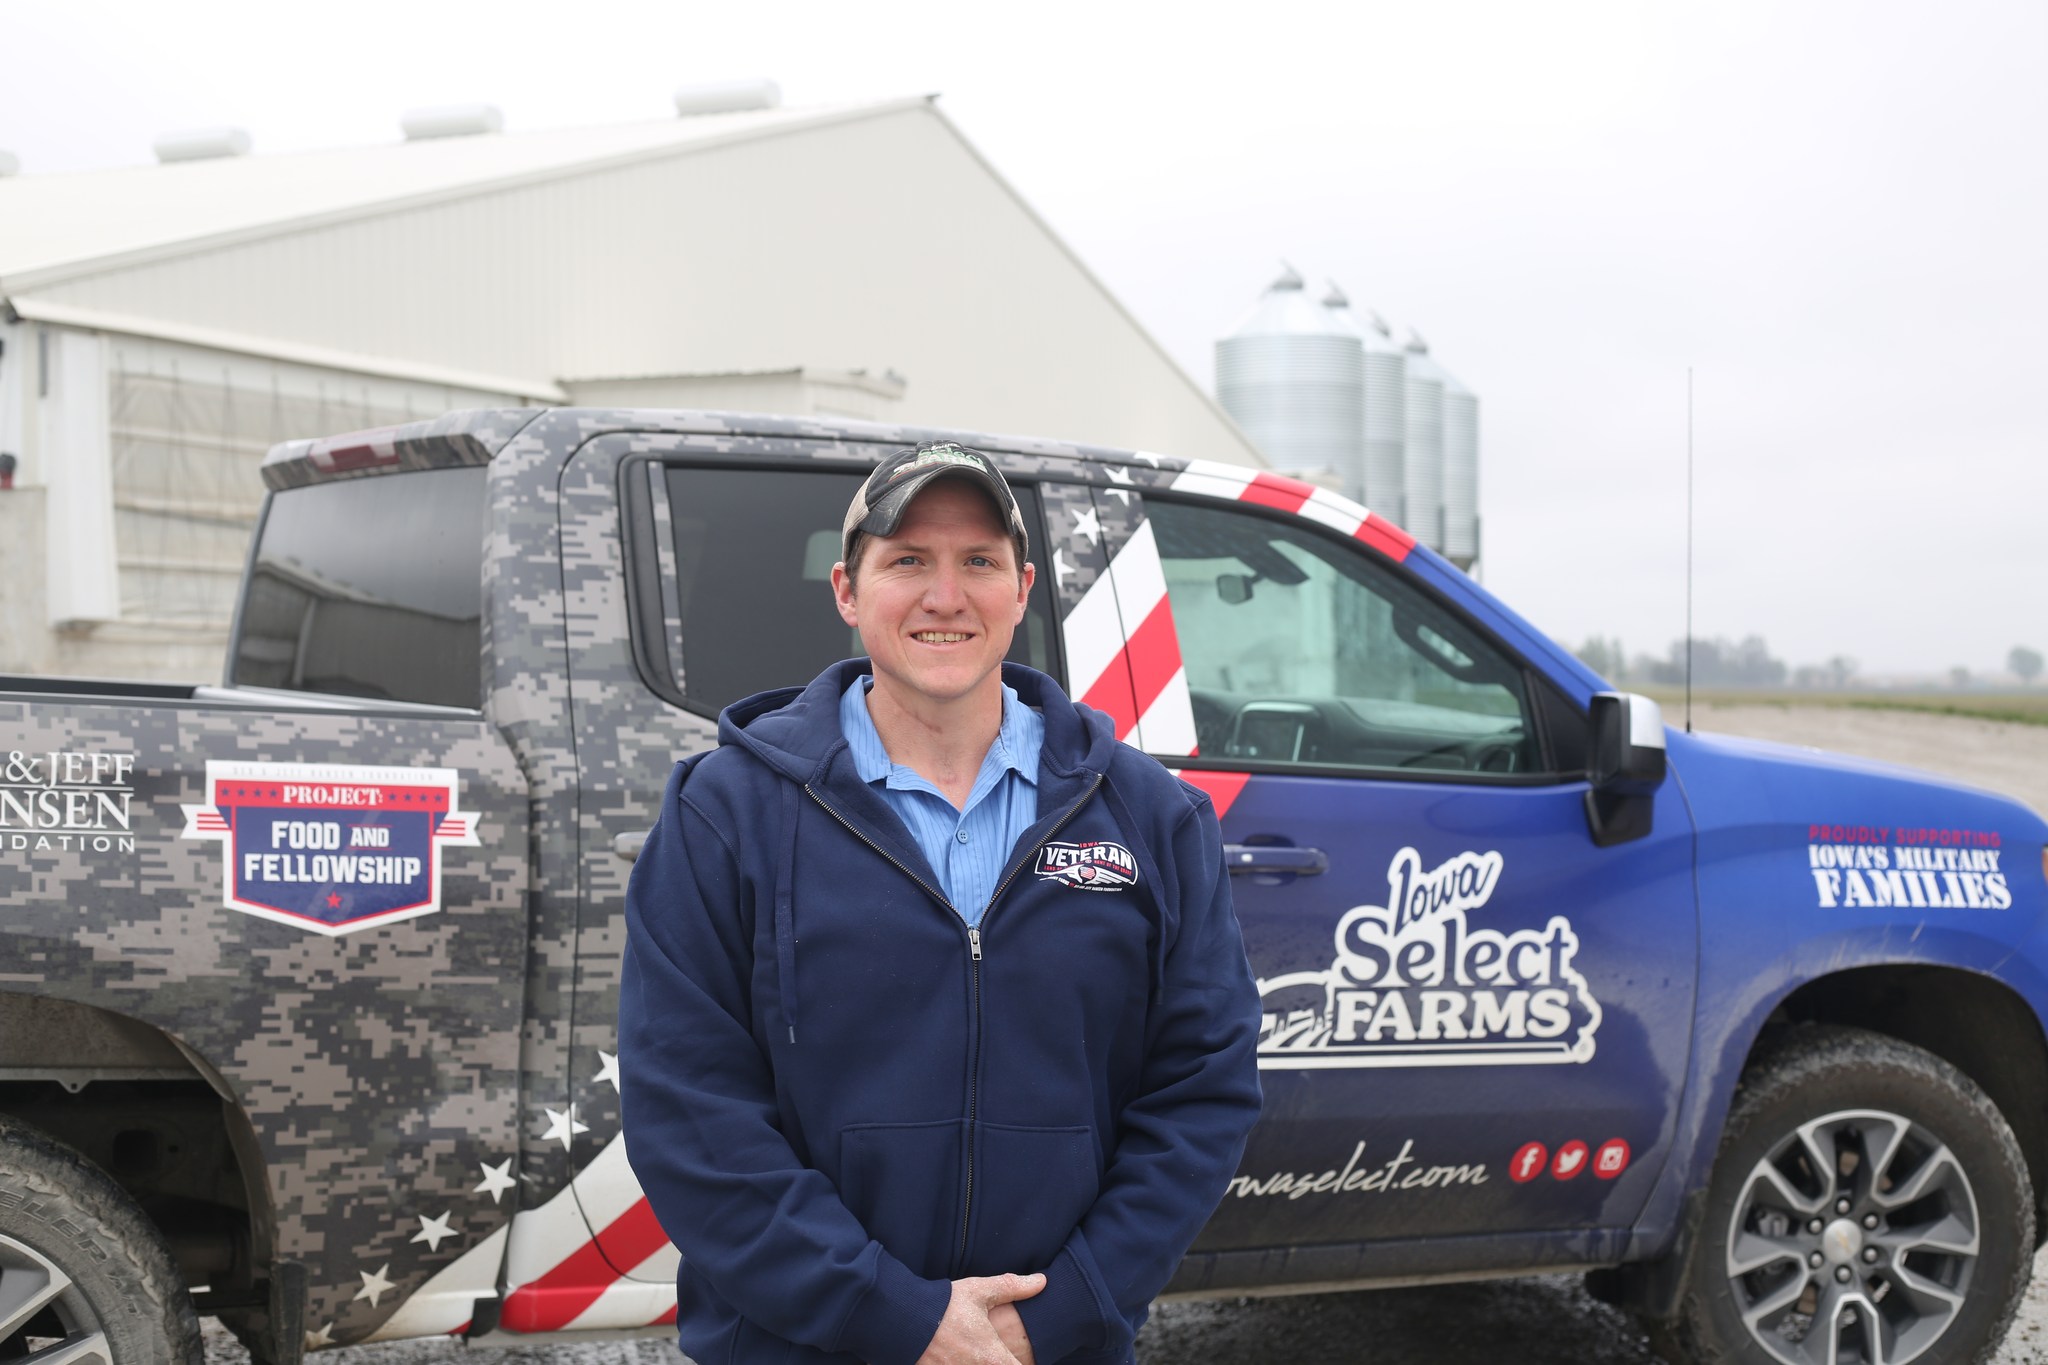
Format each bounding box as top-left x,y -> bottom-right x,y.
1123,597 -> 1185,722
498,1245 -> 615,1331
500,1198 -> 668,1331
1081,647 -> 1142,740
1355,513 -> 1416,562
1177,769 -> 1250,819
594,1197 -> 671,1270
655,1304 -> 679,1325
1238,471 -> 1317,514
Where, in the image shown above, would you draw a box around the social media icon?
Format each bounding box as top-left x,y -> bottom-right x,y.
1595,1138 -> 1631,1179
1552,1140 -> 1589,1180
1510,1141 -> 1548,1183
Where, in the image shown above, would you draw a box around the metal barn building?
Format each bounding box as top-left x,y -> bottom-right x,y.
0,94 -> 1262,680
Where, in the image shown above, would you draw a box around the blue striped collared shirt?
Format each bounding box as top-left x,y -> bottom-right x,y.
837,675 -> 1043,926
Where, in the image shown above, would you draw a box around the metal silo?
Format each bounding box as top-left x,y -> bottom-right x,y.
1402,329 -> 1444,553
1439,365 -> 1479,570
1360,309 -> 1407,522
1215,266 -> 1365,490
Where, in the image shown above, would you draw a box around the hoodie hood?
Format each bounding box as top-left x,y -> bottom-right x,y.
717,659 -> 1120,788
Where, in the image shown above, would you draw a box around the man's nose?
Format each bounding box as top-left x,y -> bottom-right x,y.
920,564 -> 970,611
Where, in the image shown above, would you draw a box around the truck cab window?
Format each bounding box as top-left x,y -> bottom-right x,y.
660,466 -> 1054,715
1147,497 -> 1536,775
231,466 -> 486,708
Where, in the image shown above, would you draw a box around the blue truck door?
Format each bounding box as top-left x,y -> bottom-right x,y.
1066,482 -> 1699,1258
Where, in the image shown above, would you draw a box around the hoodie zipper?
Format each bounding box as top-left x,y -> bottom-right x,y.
953,773 -> 1104,1267
806,773 -> 1106,1272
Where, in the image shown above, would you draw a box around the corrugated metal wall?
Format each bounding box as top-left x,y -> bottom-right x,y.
75,334 -> 517,677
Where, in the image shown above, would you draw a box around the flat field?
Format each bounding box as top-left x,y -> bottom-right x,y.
1644,687 -> 2048,731
1677,694 -> 2048,818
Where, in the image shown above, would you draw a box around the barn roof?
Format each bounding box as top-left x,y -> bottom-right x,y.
0,98 -> 922,290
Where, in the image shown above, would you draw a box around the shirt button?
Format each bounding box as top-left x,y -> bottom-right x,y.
956,829 -> 970,844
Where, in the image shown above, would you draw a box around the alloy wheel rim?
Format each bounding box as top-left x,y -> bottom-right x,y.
0,1230 -> 113,1364
1725,1107 -> 1981,1365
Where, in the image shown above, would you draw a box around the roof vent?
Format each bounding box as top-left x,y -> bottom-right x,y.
1322,281 -> 1351,310
673,79 -> 782,117
1269,261 -> 1305,292
152,127 -> 252,164
0,149 -> 19,178
400,104 -> 505,141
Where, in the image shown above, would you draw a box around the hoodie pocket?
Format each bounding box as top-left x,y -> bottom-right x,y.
730,1315 -> 863,1365
838,1120 -> 967,1279
966,1123 -> 1099,1274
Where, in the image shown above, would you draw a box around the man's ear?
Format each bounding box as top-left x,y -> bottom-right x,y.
831,562 -> 859,628
1014,561 -> 1036,620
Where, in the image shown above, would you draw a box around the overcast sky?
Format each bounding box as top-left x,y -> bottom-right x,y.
4,0 -> 2042,679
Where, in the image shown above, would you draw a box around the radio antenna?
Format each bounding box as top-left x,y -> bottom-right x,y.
1685,367 -> 1695,735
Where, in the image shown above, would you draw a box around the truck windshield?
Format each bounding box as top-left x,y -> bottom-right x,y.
231,467 -> 486,708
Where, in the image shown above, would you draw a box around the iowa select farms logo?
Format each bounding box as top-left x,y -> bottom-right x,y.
1257,847 -> 1601,1069
181,760 -> 480,935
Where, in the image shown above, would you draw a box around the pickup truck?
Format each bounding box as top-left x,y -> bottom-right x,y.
2,407 -> 2044,1365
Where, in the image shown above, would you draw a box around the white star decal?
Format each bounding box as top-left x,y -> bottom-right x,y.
304,1321 -> 337,1347
1104,466 -> 1135,484
1104,487 -> 1133,505
1072,507 -> 1102,543
474,1158 -> 517,1204
1051,547 -> 1075,590
594,1049 -> 620,1092
354,1263 -> 396,1307
410,1210 -> 457,1251
541,1104 -> 589,1149
1131,450 -> 1161,466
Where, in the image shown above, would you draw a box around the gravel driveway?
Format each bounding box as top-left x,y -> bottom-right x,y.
200,1263 -> 2048,1365
210,702 -> 2048,1364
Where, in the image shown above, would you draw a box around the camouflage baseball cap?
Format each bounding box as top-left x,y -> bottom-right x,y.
841,442 -> 1029,566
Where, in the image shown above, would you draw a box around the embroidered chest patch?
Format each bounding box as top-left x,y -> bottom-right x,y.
1035,840 -> 1138,891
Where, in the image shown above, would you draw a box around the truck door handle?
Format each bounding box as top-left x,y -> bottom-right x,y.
1223,844 -> 1328,876
612,831 -> 648,863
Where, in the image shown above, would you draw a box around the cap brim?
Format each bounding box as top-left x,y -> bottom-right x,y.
854,464 -> 1012,543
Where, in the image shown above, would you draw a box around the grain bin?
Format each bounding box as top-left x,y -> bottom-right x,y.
1215,267 -> 1365,490
1439,364 -> 1479,569
1361,309 -> 1408,522
1402,329 -> 1444,552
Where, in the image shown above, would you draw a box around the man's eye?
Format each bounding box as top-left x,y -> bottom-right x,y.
967,556 -> 996,568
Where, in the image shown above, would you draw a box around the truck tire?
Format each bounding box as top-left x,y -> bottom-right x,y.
1658,1026 -> 2032,1365
0,1114 -> 203,1364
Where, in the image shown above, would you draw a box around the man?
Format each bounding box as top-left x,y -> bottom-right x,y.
620,442 -> 1262,1365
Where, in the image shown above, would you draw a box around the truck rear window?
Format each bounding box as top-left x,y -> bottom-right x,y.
231,467 -> 486,708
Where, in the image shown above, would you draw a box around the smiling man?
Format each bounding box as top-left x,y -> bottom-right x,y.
620,441 -> 1263,1365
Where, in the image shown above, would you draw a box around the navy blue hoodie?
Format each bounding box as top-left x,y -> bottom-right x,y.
620,661 -> 1262,1365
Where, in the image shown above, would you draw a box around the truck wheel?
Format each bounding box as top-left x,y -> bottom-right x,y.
1663,1027 -> 2032,1365
0,1115 -> 203,1364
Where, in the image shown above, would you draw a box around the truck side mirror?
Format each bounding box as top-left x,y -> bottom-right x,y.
1584,691 -> 1667,847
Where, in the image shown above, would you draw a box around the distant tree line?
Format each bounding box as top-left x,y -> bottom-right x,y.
1574,638 -> 2045,689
